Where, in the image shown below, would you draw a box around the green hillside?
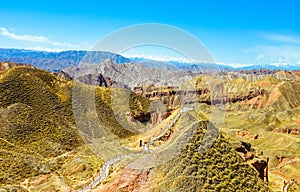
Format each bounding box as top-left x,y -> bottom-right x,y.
0,66 -> 149,186
152,119 -> 270,192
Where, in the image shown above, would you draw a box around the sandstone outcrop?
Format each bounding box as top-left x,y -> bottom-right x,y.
97,168 -> 153,192
273,127 -> 300,136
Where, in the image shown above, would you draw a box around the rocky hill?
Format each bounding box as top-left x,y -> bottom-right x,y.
63,60 -> 196,89
0,63 -> 149,188
153,122 -> 270,191
98,111 -> 270,192
1,61 -> 299,191
128,72 -> 300,191
192,74 -> 300,191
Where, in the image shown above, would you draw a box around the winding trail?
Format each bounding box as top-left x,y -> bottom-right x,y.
76,153 -> 141,192
277,158 -> 300,169
269,158 -> 300,190
149,112 -> 181,145
76,108 -> 192,191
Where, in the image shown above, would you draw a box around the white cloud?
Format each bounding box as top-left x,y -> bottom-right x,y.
266,33 -> 300,45
254,45 -> 300,63
121,53 -> 193,63
269,62 -> 291,67
243,32 -> 300,65
0,27 -> 90,50
255,54 -> 265,60
0,27 -> 49,43
51,41 -> 72,47
122,53 -> 253,68
226,63 -> 253,68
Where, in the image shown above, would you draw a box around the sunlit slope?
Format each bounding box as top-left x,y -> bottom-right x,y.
0,66 -> 149,186
152,118 -> 270,191
191,73 -> 300,191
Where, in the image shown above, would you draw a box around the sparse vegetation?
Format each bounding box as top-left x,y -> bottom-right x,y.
1,63 -> 299,191
152,120 -> 270,192
0,65 -> 149,187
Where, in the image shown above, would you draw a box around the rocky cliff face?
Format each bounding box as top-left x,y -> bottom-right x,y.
53,70 -> 73,80
63,60 -> 195,89
134,86 -> 181,110
133,82 -> 266,110
273,127 -> 300,136
133,74 -> 300,139
76,73 -> 127,88
0,61 -> 35,74
234,141 -> 269,182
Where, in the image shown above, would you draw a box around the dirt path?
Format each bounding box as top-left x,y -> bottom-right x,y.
76,108 -> 192,191
277,158 -> 300,169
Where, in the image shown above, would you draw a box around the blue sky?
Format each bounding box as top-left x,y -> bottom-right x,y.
0,0 -> 300,67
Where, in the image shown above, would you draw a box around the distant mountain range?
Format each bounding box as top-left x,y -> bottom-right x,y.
237,63 -> 300,71
0,48 -> 299,72
0,48 -> 130,71
63,60 -> 195,89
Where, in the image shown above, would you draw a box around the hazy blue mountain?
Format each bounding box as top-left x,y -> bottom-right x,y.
131,57 -> 234,72
1,48 -> 299,72
0,48 -> 131,71
237,63 -> 300,71
174,63 -> 234,72
131,58 -> 179,70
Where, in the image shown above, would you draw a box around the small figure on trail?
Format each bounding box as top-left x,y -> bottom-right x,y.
142,141 -> 149,152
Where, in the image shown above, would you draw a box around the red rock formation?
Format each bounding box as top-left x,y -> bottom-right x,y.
273,127 -> 300,136
236,130 -> 259,139
134,85 -> 267,110
97,168 -> 153,192
151,111 -> 164,125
